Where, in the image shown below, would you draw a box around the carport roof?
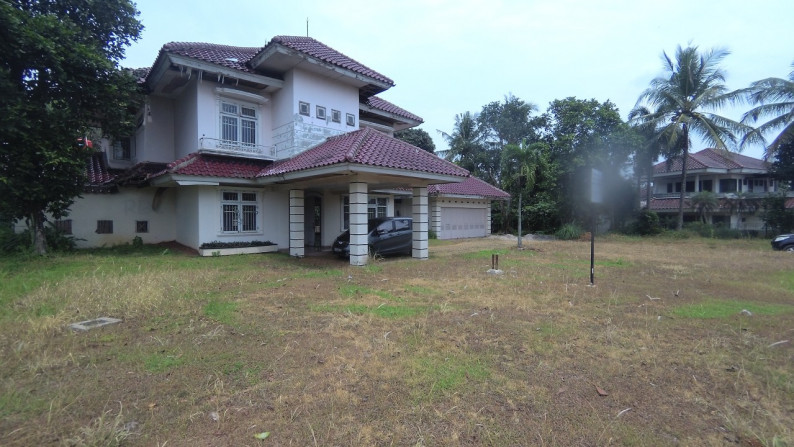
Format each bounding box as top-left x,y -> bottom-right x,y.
258,128 -> 468,178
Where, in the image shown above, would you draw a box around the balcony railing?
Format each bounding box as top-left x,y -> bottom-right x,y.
199,136 -> 275,160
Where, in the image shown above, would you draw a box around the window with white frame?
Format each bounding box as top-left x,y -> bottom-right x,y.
341,196 -> 387,229
299,101 -> 310,116
346,113 -> 356,127
113,138 -> 134,161
331,109 -> 341,123
316,105 -> 326,120
221,191 -> 259,233
220,101 -> 257,147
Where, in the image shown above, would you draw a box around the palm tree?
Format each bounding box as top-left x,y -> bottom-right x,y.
634,45 -> 753,230
500,141 -> 544,244
437,111 -> 487,177
690,191 -> 718,224
738,62 -> 794,160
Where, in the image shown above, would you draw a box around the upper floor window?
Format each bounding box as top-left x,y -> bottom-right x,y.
299,101 -> 310,116
220,101 -> 257,147
331,109 -> 341,123
113,138 -> 133,161
346,113 -> 356,127
719,178 -> 737,193
316,105 -> 326,120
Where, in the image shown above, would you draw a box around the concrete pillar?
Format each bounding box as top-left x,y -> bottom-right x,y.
486,203 -> 493,235
430,199 -> 442,239
412,187 -> 429,259
289,189 -> 304,258
349,182 -> 368,266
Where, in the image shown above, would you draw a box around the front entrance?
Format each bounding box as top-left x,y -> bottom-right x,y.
304,195 -> 322,250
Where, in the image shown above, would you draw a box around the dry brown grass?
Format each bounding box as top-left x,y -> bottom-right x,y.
1,235 -> 792,446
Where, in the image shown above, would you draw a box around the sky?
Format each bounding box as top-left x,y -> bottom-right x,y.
122,0 -> 793,161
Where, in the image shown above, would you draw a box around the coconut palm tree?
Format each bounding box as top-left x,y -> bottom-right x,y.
634,45 -> 754,230
628,105 -> 667,209
690,191 -> 718,224
738,62 -> 794,160
437,111 -> 487,176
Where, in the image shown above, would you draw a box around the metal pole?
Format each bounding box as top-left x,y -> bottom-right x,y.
590,211 -> 595,286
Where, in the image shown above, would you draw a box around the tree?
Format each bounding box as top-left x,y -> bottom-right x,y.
0,0 -> 142,254
543,97 -> 637,227
628,105 -> 667,208
394,128 -> 436,153
769,139 -> 794,183
690,191 -> 718,223
479,94 -> 542,147
634,45 -> 753,230
738,61 -> 794,160
438,112 -> 488,180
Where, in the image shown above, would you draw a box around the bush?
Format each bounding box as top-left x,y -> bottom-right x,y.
630,210 -> 662,235
0,222 -> 78,253
555,223 -> 583,240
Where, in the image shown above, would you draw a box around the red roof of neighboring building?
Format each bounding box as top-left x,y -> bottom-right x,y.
259,128 -> 468,178
160,42 -> 260,73
86,153 -> 118,185
654,148 -> 768,174
363,96 -> 423,123
429,175 -> 510,199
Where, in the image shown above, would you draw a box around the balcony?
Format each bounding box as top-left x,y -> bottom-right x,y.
199,136 -> 275,160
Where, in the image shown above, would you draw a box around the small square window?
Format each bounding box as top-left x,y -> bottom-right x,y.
54,219 -> 72,235
331,109 -> 341,123
299,101 -> 310,116
316,105 -> 326,120
136,220 -> 148,233
96,220 -> 113,234
346,113 -> 355,127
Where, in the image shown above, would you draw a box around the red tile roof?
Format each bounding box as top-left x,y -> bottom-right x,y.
154,37 -> 393,87
163,153 -> 272,178
267,36 -> 394,86
363,96 -> 423,123
429,176 -> 510,199
160,42 -> 260,73
259,128 -> 468,178
654,148 -> 768,174
86,153 -> 118,185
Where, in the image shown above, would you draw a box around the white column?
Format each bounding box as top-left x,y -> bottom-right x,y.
430,199 -> 442,239
486,203 -> 493,235
412,187 -> 429,259
349,182 -> 368,266
289,189 -> 304,258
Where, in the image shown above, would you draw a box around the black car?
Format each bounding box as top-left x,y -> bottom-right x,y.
332,217 -> 413,257
771,234 -> 794,251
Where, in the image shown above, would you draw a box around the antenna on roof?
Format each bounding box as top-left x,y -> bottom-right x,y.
306,17 -> 309,37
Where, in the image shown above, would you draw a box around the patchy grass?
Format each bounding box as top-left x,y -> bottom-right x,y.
0,236 -> 792,446
672,299 -> 794,319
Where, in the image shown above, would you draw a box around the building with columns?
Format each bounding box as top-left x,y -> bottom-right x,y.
57,36 -> 508,264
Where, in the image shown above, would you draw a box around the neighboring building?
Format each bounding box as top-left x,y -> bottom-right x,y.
48,36 -> 508,264
648,148 -> 793,231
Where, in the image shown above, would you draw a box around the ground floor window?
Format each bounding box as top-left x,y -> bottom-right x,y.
341,196 -> 388,229
221,191 -> 258,233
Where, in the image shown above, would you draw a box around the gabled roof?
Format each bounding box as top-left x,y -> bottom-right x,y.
259,128 -> 468,178
263,36 -> 394,86
362,96 -> 423,123
158,42 -> 260,73
429,176 -> 510,199
654,148 -> 768,175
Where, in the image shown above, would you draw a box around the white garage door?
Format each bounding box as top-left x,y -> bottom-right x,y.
441,207 -> 487,239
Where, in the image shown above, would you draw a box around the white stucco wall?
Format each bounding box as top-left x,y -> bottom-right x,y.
175,187 -> 200,249
271,69 -> 359,159
174,81 -> 198,160
142,96 -> 176,163
51,187 -> 177,248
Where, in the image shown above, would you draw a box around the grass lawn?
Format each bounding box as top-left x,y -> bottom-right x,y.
1,235 -> 792,446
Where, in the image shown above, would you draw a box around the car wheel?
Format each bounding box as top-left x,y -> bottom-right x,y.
784,245 -> 794,252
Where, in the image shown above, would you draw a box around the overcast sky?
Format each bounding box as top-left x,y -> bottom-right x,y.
122,0 -> 793,160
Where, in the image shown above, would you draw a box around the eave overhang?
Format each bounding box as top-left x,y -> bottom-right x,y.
146,53 -> 284,94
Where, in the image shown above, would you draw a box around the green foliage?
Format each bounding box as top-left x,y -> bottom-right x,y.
394,128 -> 436,153
762,192 -> 794,233
0,0 -> 143,254
631,209 -> 663,235
555,223 -> 584,240
204,299 -> 238,325
0,222 -> 77,253
769,139 -> 794,183
690,191 -> 719,223
739,62 -> 794,159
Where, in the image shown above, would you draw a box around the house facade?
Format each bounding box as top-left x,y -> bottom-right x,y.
51,36 -> 508,264
648,148 -> 793,231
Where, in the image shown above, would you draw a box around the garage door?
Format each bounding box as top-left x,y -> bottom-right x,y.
441,207 -> 487,239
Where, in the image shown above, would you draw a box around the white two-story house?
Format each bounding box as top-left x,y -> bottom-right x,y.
62,36 -> 508,265
648,148 -> 793,232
